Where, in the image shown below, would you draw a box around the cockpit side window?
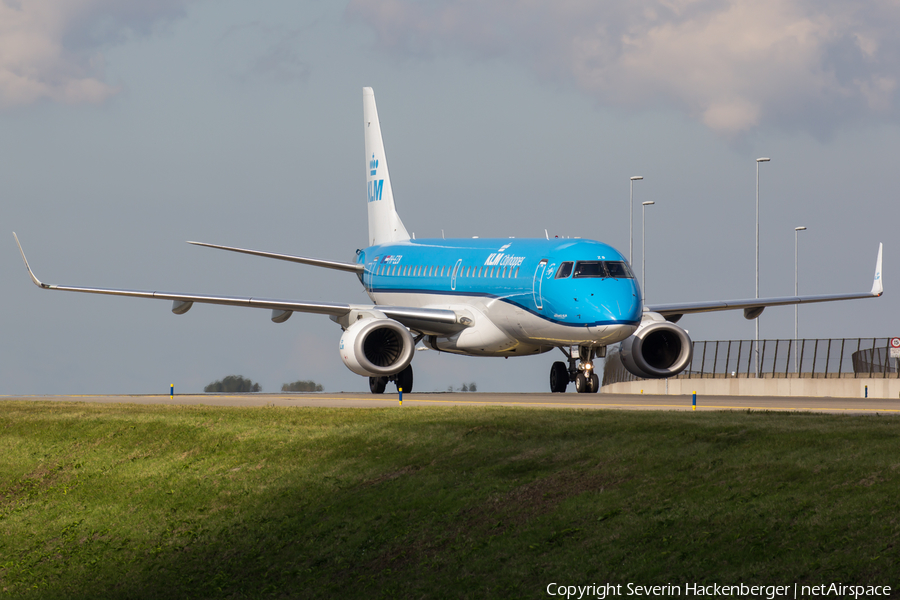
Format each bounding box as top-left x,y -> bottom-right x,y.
573,260 -> 635,279
555,262 -> 573,279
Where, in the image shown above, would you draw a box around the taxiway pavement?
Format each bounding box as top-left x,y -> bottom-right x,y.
2,392 -> 898,415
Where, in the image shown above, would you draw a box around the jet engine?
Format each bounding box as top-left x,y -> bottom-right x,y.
339,318 -> 415,377
619,313 -> 693,379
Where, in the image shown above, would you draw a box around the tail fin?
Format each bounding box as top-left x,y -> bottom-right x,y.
364,87 -> 410,246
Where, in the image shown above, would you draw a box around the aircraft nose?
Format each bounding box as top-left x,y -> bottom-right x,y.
581,282 -> 641,324
610,282 -> 642,323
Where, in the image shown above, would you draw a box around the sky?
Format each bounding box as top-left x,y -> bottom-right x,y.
2,0 -> 898,395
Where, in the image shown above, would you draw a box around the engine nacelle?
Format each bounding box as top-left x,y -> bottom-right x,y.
620,313 -> 693,379
339,318 -> 415,377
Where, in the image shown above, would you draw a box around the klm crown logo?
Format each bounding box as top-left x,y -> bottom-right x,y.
368,154 -> 384,203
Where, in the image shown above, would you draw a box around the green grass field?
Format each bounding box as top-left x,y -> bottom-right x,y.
1,402 -> 898,599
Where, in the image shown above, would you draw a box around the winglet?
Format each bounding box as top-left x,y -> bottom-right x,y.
871,242 -> 883,296
12,233 -> 49,289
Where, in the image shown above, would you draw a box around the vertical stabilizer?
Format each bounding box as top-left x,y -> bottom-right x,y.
364,87 -> 410,246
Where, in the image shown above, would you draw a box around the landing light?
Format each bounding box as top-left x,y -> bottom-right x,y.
583,362 -> 593,371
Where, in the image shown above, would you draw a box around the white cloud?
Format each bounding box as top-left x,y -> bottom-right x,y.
0,0 -> 191,109
347,0 -> 900,135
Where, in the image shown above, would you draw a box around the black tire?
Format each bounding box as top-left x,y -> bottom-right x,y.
588,373 -> 600,393
575,372 -> 587,393
549,361 -> 569,393
369,376 -> 387,394
395,364 -> 413,393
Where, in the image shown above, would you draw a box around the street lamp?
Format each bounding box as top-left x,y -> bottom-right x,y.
629,176 -> 643,264
755,157 -> 770,376
794,226 -> 807,373
642,201 -> 655,299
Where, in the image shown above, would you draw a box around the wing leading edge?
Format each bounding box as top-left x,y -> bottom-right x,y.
13,234 -> 464,336
647,243 -> 883,321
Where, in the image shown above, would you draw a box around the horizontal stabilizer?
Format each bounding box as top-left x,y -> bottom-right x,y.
188,241 -> 364,274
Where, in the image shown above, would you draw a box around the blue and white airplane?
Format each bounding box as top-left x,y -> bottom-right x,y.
14,88 -> 884,393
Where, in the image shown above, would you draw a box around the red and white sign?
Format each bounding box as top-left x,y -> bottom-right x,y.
891,337 -> 900,348
891,338 -> 900,359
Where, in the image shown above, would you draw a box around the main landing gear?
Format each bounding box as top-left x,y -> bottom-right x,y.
549,346 -> 605,393
369,364 -> 414,394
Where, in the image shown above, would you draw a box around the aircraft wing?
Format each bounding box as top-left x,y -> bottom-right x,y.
13,234 -> 464,336
647,243 -> 883,321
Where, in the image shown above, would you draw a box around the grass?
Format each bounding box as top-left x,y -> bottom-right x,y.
0,402 -> 898,599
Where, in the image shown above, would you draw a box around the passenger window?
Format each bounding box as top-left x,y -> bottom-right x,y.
555,262 -> 574,278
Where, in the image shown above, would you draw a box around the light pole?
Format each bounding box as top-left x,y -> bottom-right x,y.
642,201 -> 655,299
755,157 -> 770,376
629,176 -> 643,264
794,226 -> 806,373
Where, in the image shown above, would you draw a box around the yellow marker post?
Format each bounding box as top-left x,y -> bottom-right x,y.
399,387 -> 403,406
692,391 -> 696,411
170,384 -> 174,400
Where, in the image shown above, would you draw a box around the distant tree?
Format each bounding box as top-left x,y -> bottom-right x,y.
204,375 -> 261,393
461,383 -> 469,392
468,382 -> 477,392
282,380 -> 324,392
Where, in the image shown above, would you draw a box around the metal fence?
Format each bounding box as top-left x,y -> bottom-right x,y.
603,338 -> 900,385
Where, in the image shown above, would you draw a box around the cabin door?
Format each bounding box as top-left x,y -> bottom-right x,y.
450,259 -> 463,291
532,259 -> 548,310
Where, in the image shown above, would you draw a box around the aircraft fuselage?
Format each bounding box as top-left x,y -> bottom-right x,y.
358,237 -> 642,356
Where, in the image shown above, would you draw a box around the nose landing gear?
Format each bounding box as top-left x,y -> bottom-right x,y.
549,346 -> 604,393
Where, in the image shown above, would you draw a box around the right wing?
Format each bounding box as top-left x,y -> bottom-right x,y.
13,233 -> 465,336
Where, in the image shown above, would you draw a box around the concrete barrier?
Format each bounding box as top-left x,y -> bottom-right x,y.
602,378 -> 900,399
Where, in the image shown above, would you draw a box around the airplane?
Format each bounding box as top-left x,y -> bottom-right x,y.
13,88 -> 884,394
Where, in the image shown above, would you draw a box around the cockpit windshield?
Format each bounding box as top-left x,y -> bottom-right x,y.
573,260 -> 634,279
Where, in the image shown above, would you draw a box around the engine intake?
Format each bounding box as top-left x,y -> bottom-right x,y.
620,315 -> 693,379
339,318 -> 415,377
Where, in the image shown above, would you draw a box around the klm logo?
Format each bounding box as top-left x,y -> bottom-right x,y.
368,153 -> 384,202
368,179 -> 384,203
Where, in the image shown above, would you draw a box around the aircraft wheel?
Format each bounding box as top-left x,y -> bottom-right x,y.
395,364 -> 414,393
588,373 -> 600,393
549,361 -> 569,393
575,372 -> 587,393
369,376 -> 387,394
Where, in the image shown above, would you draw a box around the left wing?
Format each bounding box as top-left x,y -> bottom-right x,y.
13,233 -> 465,336
647,243 -> 883,322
